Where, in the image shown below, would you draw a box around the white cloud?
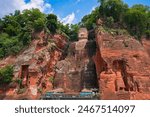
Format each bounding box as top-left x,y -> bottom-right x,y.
0,0 -> 52,18
76,0 -> 81,4
92,6 -> 96,11
91,5 -> 98,13
61,13 -> 75,25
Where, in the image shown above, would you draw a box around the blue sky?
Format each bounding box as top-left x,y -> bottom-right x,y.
124,0 -> 150,7
49,0 -> 99,24
0,0 -> 150,24
26,0 -> 150,24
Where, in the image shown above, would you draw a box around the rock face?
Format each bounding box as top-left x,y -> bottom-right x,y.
54,28 -> 99,93
94,31 -> 150,100
0,32 -> 67,99
143,39 -> 150,57
0,28 -> 150,100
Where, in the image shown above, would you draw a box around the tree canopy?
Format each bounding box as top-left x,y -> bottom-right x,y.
124,4 -> 150,39
80,7 -> 99,30
46,14 -> 58,34
82,0 -> 150,40
0,1 -> 149,59
0,9 -> 76,59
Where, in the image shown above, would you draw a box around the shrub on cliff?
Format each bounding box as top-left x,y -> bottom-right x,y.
46,14 -> 58,34
0,66 -> 13,84
0,9 -> 68,59
0,33 -> 21,58
105,17 -> 114,28
33,17 -> 46,32
123,4 -> 149,40
99,0 -> 128,22
58,23 -> 79,41
0,9 -> 46,58
80,7 -> 99,30
97,0 -> 149,40
145,30 -> 150,39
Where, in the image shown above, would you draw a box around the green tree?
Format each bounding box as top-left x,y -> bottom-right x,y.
102,0 -> 128,22
0,9 -> 47,58
0,19 -> 4,32
98,0 -> 107,17
33,18 -> 46,32
145,7 -> 150,39
0,33 -> 20,57
105,16 -> 114,27
58,23 -> 70,36
21,32 -> 31,45
81,7 -> 99,30
124,5 -> 149,40
3,15 -> 21,36
0,65 -> 13,84
46,14 -> 58,34
69,24 -> 79,41
14,10 -> 21,16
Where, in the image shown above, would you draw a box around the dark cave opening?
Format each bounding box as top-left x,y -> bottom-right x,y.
21,65 -> 29,79
113,59 -> 129,91
21,65 -> 29,86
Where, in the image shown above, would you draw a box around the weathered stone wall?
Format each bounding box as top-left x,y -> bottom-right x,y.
54,28 -> 99,93
95,31 -> 150,100
1,27 -> 150,100
0,32 -> 67,99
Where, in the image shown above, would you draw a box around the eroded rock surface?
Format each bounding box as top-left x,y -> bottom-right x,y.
54,28 -> 99,93
0,32 -> 67,99
0,28 -> 150,100
95,32 -> 150,100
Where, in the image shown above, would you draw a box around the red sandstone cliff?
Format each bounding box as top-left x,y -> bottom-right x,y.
0,31 -> 67,99
0,28 -> 150,100
143,39 -> 150,57
94,31 -> 150,100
